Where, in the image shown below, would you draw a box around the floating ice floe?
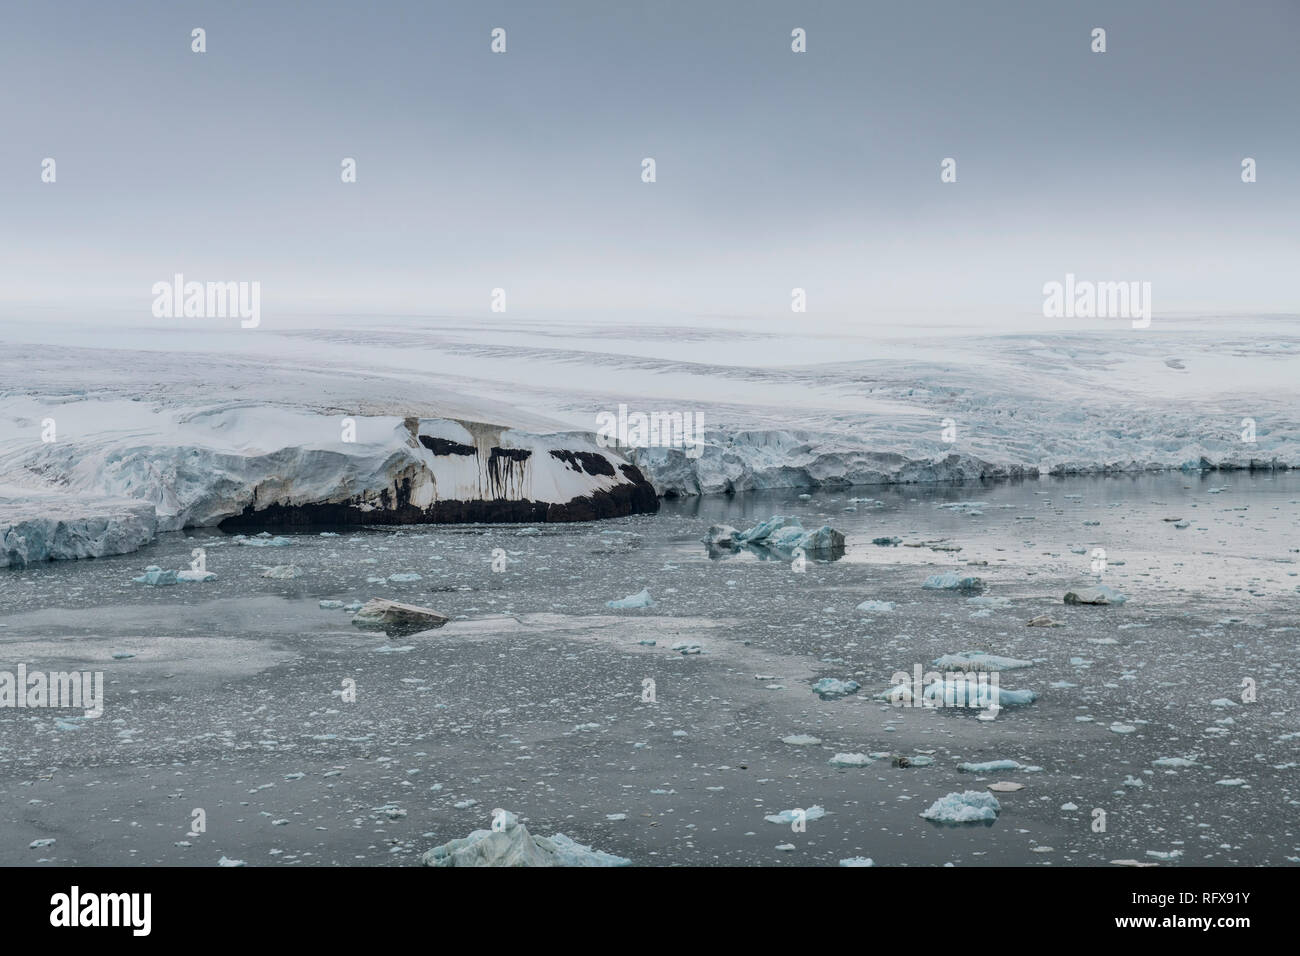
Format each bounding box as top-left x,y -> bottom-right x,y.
132,565 -> 214,586
957,760 -> 1042,773
701,524 -> 741,549
319,600 -> 345,609
892,754 -> 934,767
765,806 -> 826,824
812,677 -> 860,700
421,812 -> 630,867
606,589 -> 654,609
232,534 -> 293,547
388,572 -> 422,582
1145,849 -> 1183,861
1063,584 -> 1128,605
716,515 -> 846,558
920,791 -> 1000,825
839,857 -> 874,867
877,681 -> 1038,709
856,599 -> 895,613
829,753 -> 874,767
1152,756 -> 1198,768
732,515 -> 797,544
262,565 -> 303,579
922,573 -> 985,592
131,566 -> 177,586
931,651 -> 1033,672
781,734 -> 821,746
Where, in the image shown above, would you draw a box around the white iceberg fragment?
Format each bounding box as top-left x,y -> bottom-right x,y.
765,806 -> 826,825
421,812 -> 630,867
1152,756 -> 1198,768
606,588 -> 654,609
262,564 -> 303,579
931,651 -> 1033,672
1064,584 -> 1128,605
957,760 -> 1041,773
920,791 -> 1001,825
812,677 -> 860,700
856,599 -> 895,613
829,753 -> 874,768
922,573 -> 985,592
132,566 -> 178,586
176,568 -> 216,582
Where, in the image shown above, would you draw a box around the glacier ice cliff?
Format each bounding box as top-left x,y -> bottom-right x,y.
0,404 -> 656,565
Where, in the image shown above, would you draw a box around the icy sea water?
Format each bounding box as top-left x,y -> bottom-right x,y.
1,472 -> 1297,866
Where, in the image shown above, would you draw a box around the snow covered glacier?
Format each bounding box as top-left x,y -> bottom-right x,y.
0,400 -> 656,566
2,311 -> 1297,564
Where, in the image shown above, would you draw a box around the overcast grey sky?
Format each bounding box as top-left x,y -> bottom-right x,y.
1,0 -> 1296,325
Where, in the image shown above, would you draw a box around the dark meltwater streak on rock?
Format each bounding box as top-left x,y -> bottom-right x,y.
217,463 -> 659,530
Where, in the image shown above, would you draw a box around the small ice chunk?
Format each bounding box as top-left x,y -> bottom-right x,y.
931,651 -> 1033,672
920,791 -> 1000,824
1063,585 -> 1128,605
856,599 -> 895,613
829,753 -> 873,768
765,806 -> 826,825
811,677 -> 860,700
176,569 -> 216,582
922,573 -> 985,592
606,589 -> 654,609
262,565 -> 303,579
131,566 -> 177,587
1152,756 -> 1198,768
957,760 -> 1040,773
